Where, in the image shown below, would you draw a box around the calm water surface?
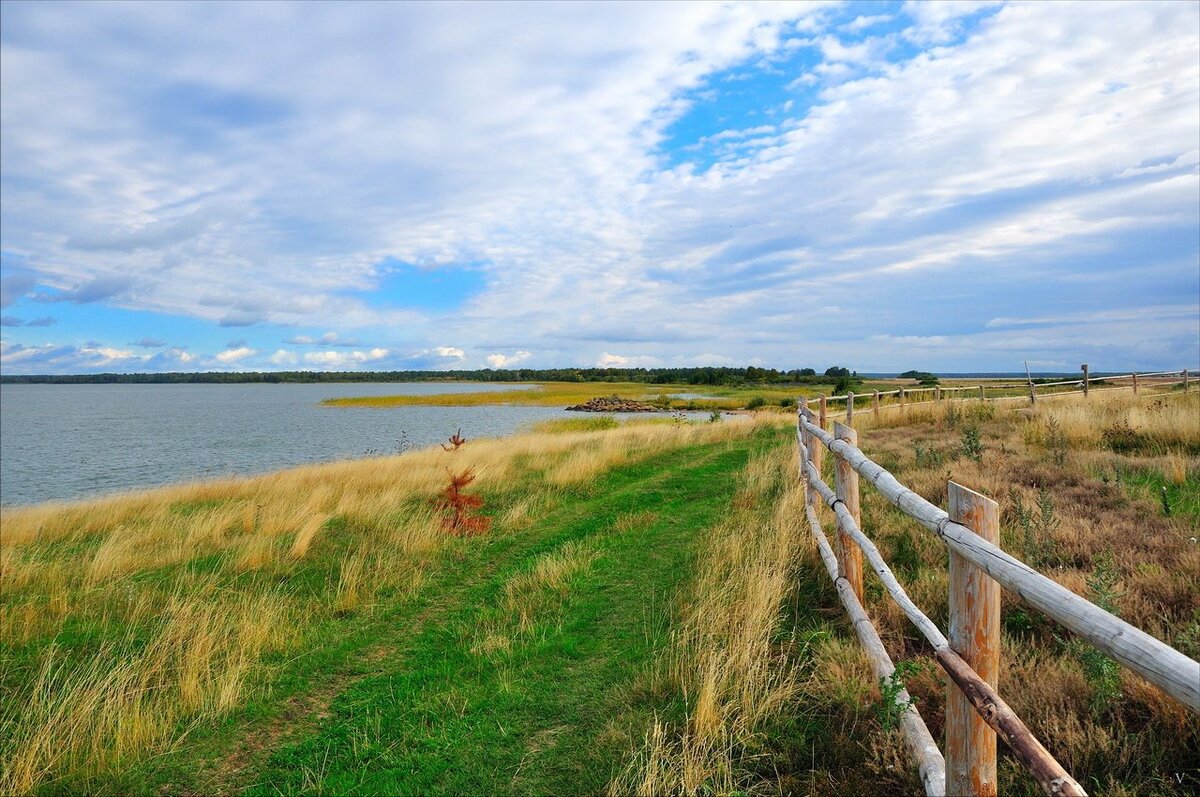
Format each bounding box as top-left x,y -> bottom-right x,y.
0,383 -> 571,506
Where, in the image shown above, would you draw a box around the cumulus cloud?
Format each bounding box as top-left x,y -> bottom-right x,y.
434,346 -> 464,359
302,348 -> 390,368
596,352 -> 662,368
485,350 -> 532,369
214,346 -> 256,363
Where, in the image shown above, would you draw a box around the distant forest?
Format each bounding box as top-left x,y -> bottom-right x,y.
0,366 -> 862,386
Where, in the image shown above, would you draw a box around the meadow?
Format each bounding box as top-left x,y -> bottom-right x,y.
0,388 -> 1196,795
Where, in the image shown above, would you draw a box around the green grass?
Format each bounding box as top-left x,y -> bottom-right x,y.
1113,466 -> 1200,528
110,424 -> 789,796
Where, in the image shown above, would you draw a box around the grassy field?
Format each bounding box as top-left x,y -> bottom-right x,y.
1,389 -> 1196,796
319,380 -> 900,411
0,414 -> 804,795
789,388 -> 1200,796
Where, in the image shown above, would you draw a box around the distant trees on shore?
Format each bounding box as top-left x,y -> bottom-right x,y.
2,365 -> 872,386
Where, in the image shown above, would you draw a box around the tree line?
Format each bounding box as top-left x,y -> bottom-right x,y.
0,366 -> 872,386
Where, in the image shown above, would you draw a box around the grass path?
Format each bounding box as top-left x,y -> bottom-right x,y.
141,428 -> 781,796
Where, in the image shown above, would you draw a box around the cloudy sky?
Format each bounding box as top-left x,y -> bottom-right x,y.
1,0 -> 1197,375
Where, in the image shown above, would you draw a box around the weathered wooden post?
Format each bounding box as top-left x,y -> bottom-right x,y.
1025,360 -> 1036,405
1185,369 -> 1190,394
819,394 -> 827,431
1081,363 -> 1089,397
946,482 -> 1000,797
834,422 -> 864,603
801,400 -> 821,508
1132,372 -> 1138,395
846,392 -> 855,427
874,390 -> 881,415
797,399 -> 809,491
935,385 -> 942,402
978,384 -> 985,402
899,386 -> 906,408
811,395 -> 825,495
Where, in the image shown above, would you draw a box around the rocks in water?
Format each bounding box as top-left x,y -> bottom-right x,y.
565,396 -> 663,413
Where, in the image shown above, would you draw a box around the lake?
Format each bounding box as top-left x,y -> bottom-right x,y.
0,382 -> 571,506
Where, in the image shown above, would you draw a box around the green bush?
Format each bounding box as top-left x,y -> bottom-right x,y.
746,396 -> 766,410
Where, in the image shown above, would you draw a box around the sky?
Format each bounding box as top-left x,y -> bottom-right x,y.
1,0 -> 1197,375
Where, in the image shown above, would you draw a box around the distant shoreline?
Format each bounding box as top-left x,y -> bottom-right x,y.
0,369 -> 1154,385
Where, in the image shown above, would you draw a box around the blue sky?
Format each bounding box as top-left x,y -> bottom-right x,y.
1,0 -> 1197,374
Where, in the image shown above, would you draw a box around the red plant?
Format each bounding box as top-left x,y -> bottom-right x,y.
435,468 -> 491,536
442,428 -> 468,451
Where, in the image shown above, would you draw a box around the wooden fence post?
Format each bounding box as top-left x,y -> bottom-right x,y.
834,422 -> 863,604
899,387 -> 906,408
810,396 -> 825,501
978,384 -> 985,402
1025,360 -> 1036,405
800,399 -> 818,506
1081,363 -> 1089,397
846,392 -> 855,427
1185,369 -> 1190,394
819,394 -> 827,431
874,390 -> 881,415
1132,372 -> 1138,395
947,482 -> 1000,797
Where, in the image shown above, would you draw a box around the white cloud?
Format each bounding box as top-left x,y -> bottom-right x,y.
214,346 -> 255,363
301,348 -> 390,368
486,350 -> 532,369
434,346 -> 464,359
269,348 -> 299,365
596,352 -> 662,368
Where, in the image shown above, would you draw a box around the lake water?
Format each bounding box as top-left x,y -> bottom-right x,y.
0,383 -> 573,506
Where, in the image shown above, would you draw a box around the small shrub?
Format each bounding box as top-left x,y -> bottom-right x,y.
1101,419 -> 1143,454
913,444 -> 944,469
1044,416 -> 1067,466
944,402 -> 961,429
1008,487 -> 1060,566
876,660 -> 921,731
441,428 -> 467,451
960,426 -> 983,463
746,396 -> 766,410
709,410 -> 722,423
434,469 -> 491,536
779,397 -> 796,408
1072,554 -> 1123,715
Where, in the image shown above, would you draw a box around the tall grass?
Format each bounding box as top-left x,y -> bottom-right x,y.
611,448 -> 806,796
793,388 -> 1199,795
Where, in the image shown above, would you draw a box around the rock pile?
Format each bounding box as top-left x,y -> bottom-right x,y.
565,396 -> 663,413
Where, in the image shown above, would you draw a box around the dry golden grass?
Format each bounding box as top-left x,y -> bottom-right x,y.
0,583 -> 288,795
611,448 -> 807,796
795,388 -> 1199,795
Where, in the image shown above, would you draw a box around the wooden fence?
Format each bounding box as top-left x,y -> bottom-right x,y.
793,370 -> 1199,797
817,366 -> 1191,425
